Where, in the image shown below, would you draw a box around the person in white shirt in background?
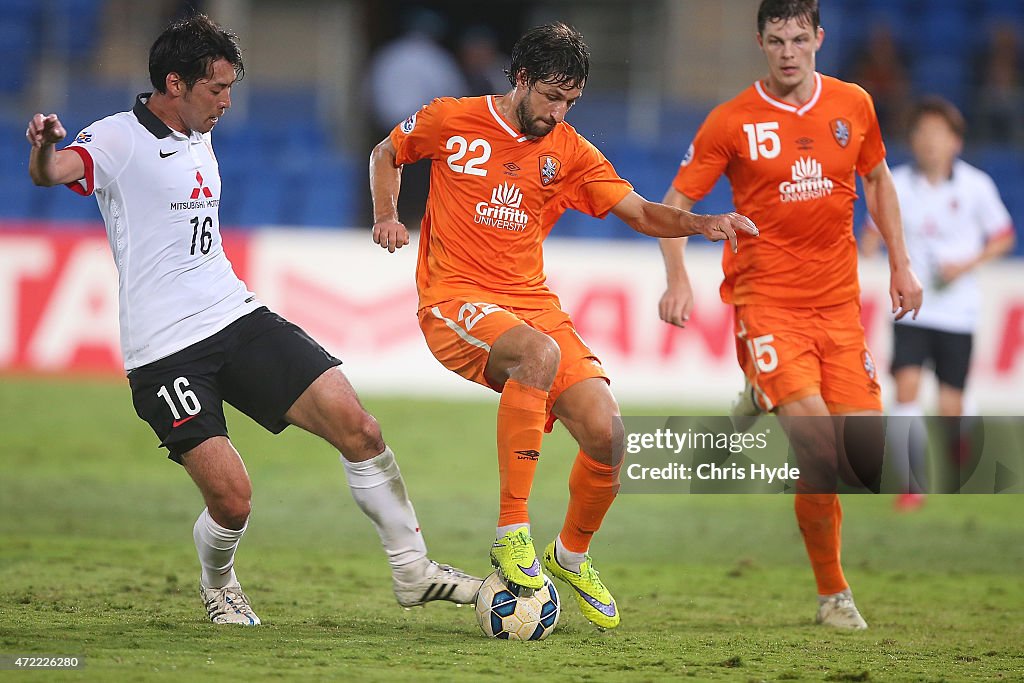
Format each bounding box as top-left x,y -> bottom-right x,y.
861,96 -> 1016,509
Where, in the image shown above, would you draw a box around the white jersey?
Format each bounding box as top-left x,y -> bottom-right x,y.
65,94 -> 260,370
888,159 -> 1013,334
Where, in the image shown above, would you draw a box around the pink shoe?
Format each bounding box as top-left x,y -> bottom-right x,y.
894,492 -> 926,512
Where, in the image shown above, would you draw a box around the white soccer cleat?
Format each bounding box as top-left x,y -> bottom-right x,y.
200,582 -> 261,625
730,380 -> 763,432
815,590 -> 868,630
393,559 -> 483,608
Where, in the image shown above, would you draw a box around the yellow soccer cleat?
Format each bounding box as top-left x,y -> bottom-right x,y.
542,541 -> 620,630
490,528 -> 544,590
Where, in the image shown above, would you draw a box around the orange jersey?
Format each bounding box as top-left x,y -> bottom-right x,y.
390,95 -> 633,309
672,73 -> 886,307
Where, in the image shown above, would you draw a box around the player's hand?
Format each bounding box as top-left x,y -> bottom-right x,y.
659,280 -> 694,328
372,219 -> 410,253
890,265 -> 923,321
938,260 -> 971,285
699,212 -> 758,253
26,113 -> 66,148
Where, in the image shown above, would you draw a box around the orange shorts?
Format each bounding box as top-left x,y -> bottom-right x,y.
734,300 -> 881,414
419,299 -> 608,426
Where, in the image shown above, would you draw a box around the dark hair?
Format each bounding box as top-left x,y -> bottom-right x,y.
507,22 -> 590,89
149,13 -> 244,93
907,96 -> 966,139
757,0 -> 820,34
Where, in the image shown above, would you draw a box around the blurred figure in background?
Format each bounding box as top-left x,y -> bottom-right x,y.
861,97 -> 1016,508
458,25 -> 510,97
845,23 -> 912,138
972,25 -> 1024,145
366,7 -> 468,227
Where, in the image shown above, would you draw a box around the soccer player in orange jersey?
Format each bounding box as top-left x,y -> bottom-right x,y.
369,22 -> 758,630
657,0 -> 923,629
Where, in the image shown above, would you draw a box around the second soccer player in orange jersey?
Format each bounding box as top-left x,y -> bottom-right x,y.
370,22 -> 758,630
658,0 -> 923,629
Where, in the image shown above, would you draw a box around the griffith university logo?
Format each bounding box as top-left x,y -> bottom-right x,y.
778,156 -> 834,203
475,182 -> 529,232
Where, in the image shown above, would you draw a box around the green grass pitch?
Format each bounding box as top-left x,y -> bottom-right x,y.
1,377 -> 1022,681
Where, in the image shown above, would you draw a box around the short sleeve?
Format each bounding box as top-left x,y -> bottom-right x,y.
560,136 -> 633,218
389,98 -> 451,166
671,102 -> 737,201
63,116 -> 132,196
855,90 -> 886,176
671,105 -> 734,202
974,172 -> 1014,238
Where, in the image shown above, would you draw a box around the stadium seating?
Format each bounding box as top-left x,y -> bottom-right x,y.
0,1 -> 1020,257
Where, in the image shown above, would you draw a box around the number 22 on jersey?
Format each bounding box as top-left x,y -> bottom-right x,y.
446,136 -> 491,176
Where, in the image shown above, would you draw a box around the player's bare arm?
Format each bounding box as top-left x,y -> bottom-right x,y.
26,113 -> 85,187
656,187 -> 699,328
862,159 -> 923,321
368,136 -> 410,253
611,191 -> 757,248
938,230 -> 1016,284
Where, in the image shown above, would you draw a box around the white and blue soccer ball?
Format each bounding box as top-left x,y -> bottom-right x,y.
475,571 -> 560,640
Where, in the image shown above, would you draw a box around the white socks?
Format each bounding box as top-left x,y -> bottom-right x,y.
555,535 -> 586,574
342,447 -> 428,577
495,523 -> 529,538
193,507 -> 245,589
888,402 -> 928,493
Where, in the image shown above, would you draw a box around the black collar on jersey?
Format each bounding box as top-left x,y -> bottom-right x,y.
133,92 -> 173,139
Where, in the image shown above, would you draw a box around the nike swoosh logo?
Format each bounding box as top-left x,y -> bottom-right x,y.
517,559 -> 541,577
159,150 -> 177,158
172,414 -> 197,428
574,587 -> 617,617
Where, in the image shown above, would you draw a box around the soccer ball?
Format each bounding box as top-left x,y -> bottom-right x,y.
475,571 -> 560,640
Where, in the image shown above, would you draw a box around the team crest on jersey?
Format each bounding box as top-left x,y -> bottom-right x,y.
75,130 -> 92,144
830,118 -> 851,148
400,113 -> 417,134
862,350 -> 876,380
538,155 -> 561,186
681,142 -> 695,166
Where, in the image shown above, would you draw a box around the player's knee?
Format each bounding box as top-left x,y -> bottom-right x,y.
340,411 -> 385,460
579,417 -> 620,465
210,494 -> 251,530
521,334 -> 560,384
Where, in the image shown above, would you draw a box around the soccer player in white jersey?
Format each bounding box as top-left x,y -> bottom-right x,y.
26,13 -> 481,625
861,97 -> 1016,508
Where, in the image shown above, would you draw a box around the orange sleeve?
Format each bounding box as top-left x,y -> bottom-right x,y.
855,88 -> 886,176
560,136 -> 633,218
389,97 -> 452,165
671,104 -> 734,201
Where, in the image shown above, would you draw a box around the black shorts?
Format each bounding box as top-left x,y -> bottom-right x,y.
128,307 -> 341,463
890,323 -> 973,390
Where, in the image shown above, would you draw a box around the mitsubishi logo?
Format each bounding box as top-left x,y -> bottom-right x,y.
190,171 -> 213,200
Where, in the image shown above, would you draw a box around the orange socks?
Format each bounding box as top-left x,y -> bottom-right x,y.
794,493 -> 848,595
560,450 -> 621,553
496,379 -> 548,527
